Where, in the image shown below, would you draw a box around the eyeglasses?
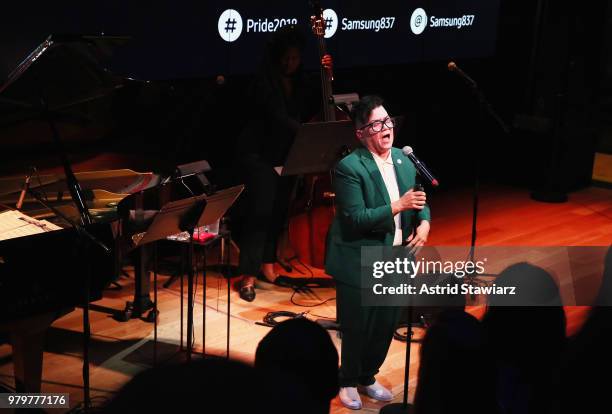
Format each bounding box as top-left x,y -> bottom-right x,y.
358,117 -> 396,133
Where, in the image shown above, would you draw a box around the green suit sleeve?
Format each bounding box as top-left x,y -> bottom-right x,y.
334,161 -> 395,234
418,204 -> 431,222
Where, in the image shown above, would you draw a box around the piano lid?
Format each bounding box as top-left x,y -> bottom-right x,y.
1,34 -> 131,102
0,34 -> 133,152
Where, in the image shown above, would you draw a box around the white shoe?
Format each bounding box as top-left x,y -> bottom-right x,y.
339,387 -> 362,410
358,381 -> 394,402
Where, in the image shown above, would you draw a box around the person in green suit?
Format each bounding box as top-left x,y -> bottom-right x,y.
325,95 -> 431,410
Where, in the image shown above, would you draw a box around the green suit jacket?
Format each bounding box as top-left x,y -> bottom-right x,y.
325,146 -> 431,287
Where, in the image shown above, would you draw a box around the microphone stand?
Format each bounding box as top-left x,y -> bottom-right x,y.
449,64 -> 511,265
380,302 -> 414,414
35,87 -> 101,413
25,188 -> 109,413
380,187 -> 422,414
39,89 -> 97,411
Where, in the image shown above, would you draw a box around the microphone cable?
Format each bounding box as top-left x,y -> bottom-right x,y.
256,310 -> 309,327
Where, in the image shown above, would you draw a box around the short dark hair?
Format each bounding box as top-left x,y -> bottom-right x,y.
350,95 -> 384,128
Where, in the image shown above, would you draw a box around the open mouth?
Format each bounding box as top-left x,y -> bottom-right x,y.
382,133 -> 391,140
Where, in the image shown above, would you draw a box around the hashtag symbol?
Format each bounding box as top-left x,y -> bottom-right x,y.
225,18 -> 237,33
325,17 -> 333,30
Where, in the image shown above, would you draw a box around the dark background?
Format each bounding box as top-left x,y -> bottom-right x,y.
0,1 -> 501,80
1,0 -> 610,195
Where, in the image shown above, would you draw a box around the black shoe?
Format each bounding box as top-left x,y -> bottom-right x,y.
145,308 -> 159,323
114,301 -> 134,322
239,283 -> 256,302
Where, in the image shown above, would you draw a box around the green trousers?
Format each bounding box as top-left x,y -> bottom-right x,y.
336,281 -> 400,387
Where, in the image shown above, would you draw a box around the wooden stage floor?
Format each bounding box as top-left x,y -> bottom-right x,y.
0,184 -> 610,413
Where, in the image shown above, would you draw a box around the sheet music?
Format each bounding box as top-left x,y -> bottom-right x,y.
0,210 -> 62,241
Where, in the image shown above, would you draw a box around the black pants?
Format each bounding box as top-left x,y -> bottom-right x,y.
336,281 -> 400,387
237,156 -> 294,276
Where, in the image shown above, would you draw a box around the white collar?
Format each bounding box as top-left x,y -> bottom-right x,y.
370,150 -> 393,167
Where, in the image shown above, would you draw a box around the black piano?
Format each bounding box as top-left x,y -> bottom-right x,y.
0,33 -> 220,393
0,34 -> 167,393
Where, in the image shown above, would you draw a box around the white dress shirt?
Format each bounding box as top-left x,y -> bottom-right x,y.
371,151 -> 403,246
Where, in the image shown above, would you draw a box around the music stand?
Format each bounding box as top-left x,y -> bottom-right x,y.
282,117 -> 405,176
276,120 -> 355,274
190,186 -> 243,360
282,120 -> 357,176
132,185 -> 243,362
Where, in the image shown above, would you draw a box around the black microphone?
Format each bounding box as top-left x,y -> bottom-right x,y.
15,174 -> 31,210
402,146 -> 439,187
447,61 -> 477,88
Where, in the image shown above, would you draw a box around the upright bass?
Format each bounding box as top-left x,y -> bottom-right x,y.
287,1 -> 349,268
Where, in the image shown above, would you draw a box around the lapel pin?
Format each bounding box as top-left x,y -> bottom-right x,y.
397,159 -> 402,164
